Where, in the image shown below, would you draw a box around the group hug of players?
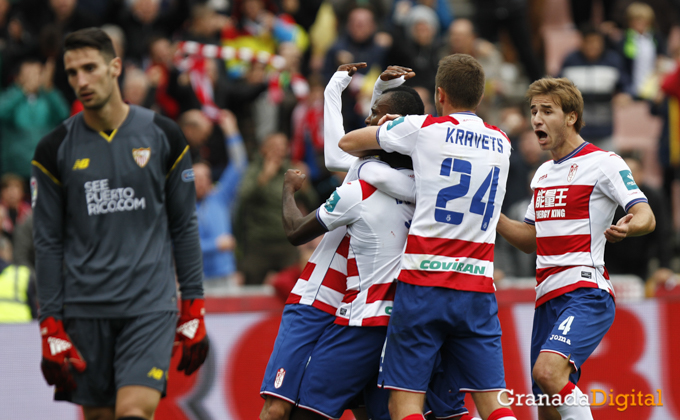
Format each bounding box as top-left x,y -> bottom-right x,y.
259,55 -> 655,420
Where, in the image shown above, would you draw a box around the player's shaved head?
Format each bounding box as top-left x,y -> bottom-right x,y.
382,86 -> 425,116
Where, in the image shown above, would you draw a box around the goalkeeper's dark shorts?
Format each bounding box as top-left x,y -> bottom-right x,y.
57,311 -> 177,407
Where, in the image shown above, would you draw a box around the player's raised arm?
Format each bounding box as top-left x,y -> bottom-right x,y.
358,160 -> 416,203
338,125 -> 380,155
282,170 -> 328,246
496,213 -> 537,254
324,62 -> 366,172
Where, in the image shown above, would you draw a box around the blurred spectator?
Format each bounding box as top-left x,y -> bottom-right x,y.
473,0 -> 544,83
254,42 -> 309,142
146,36 -> 201,119
571,0 -> 616,30
560,25 -> 632,151
269,235 -> 322,301
235,132 -> 315,285
19,0 -> 97,38
223,0 -> 308,79
196,110 -> 248,292
290,74 -> 324,185
0,56 -> 69,180
116,0 -> 189,66
180,3 -> 230,45
605,153 -> 673,281
12,213 -> 33,270
122,68 -> 157,108
179,109 -> 231,180
0,236 -> 36,322
323,6 -> 388,130
0,174 -> 30,240
656,46 -> 680,237
618,2 -> 667,100
391,0 -> 453,36
413,85 -> 435,115
0,9 -> 38,89
442,18 -> 505,120
386,5 -> 441,94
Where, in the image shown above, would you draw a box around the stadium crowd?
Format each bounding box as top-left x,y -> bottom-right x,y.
0,0 -> 680,320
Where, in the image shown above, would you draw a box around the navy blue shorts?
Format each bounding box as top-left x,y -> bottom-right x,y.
260,304 -> 336,404
426,359 -> 469,418
379,282 -> 506,394
298,323 -> 389,419
531,288 -> 616,395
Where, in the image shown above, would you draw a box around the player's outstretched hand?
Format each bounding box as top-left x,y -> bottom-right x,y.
605,213 -> 633,243
40,317 -> 87,391
174,299 -> 210,375
378,113 -> 402,126
337,62 -> 367,76
380,65 -> 415,81
284,169 -> 306,193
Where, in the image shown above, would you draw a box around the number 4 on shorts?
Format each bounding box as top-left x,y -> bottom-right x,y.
558,316 -> 574,335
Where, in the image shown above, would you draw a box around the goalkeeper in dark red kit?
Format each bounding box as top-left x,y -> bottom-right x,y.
33,28 -> 208,420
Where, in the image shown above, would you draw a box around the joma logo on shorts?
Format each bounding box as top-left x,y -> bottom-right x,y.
549,334 -> 571,345
419,260 -> 486,275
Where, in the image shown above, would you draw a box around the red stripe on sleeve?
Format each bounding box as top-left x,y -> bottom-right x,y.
366,282 -> 396,304
360,180 -> 377,199
405,235 -> 494,261
421,115 -> 459,128
536,234 -> 591,256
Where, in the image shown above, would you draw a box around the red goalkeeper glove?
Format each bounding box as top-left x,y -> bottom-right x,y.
173,299 -> 210,375
40,317 -> 87,391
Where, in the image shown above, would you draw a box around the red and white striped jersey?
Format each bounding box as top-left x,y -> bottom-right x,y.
285,160 -> 365,315
317,175 -> 415,326
377,112 -> 511,293
524,142 -> 648,307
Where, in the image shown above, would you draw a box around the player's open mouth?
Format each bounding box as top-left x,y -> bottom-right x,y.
535,130 -> 548,139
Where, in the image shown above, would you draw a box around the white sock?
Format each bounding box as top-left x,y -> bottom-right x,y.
555,385 -> 593,420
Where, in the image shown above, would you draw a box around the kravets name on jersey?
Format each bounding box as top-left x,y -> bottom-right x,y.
377,113 -> 512,293
85,179 -> 146,215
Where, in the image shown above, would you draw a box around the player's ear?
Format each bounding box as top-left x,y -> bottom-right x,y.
567,112 -> 576,127
436,87 -> 446,105
109,56 -> 122,78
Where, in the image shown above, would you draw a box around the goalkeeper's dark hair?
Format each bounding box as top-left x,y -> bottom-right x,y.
382,86 -> 425,116
64,28 -> 117,61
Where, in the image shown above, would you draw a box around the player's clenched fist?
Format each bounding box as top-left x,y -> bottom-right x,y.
40,317 -> 87,391
284,169 -> 306,193
173,298 -> 210,375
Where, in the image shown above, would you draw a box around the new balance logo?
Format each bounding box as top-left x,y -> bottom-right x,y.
48,337 -> 72,355
177,319 -> 199,339
147,367 -> 164,380
72,159 -> 90,170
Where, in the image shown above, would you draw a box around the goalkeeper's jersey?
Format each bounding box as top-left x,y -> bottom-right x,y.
32,105 -> 203,320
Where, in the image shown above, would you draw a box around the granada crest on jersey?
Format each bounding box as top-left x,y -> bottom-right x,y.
132,148 -> 151,168
274,368 -> 286,388
567,164 -> 578,182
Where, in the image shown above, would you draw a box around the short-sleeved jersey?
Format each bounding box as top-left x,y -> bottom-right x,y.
523,142 -> 648,307
377,112 -> 511,293
316,175 -> 414,326
285,159 -> 364,314
31,106 -> 203,319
